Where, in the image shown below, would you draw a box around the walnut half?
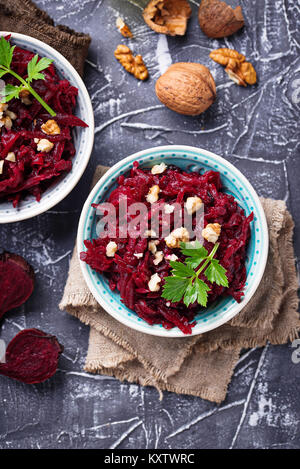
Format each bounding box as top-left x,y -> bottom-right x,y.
143,0 -> 192,36
41,119 -> 61,136
210,48 -> 257,86
114,45 -> 149,81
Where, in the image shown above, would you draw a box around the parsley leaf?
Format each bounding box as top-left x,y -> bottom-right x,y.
183,281 -> 199,307
27,55 -> 53,83
161,276 -> 191,304
195,278 -> 211,307
2,84 -> 23,102
204,259 -> 229,287
162,241 -> 228,308
0,37 -> 56,116
169,260 -> 195,278
0,37 -> 15,69
180,240 -> 207,257
180,241 -> 208,269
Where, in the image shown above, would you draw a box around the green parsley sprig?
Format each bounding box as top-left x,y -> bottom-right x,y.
0,37 -> 56,116
162,240 -> 229,307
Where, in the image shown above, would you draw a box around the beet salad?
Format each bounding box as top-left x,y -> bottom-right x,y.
0,36 -> 87,207
80,162 -> 253,334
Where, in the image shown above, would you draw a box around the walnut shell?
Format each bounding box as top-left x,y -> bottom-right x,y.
155,63 -> 216,116
143,0 -> 192,36
198,0 -> 244,38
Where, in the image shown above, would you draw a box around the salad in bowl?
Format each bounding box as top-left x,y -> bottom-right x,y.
78,146 -> 268,337
0,33 -> 94,223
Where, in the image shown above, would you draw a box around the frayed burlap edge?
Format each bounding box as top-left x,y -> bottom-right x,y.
64,303 -> 199,386
84,361 -> 239,404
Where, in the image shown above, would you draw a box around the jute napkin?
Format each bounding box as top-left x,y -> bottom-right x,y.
60,166 -> 300,403
0,0 -> 91,77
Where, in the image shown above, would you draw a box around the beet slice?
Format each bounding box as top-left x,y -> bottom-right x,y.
0,251 -> 35,320
0,329 -> 63,384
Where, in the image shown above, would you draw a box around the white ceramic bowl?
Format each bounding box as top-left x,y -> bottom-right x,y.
78,146 -> 269,337
0,32 -> 94,223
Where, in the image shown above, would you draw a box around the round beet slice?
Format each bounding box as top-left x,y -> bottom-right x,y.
0,329 -> 63,384
0,251 -> 35,320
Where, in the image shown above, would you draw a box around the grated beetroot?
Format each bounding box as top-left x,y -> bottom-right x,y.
0,329 -> 63,384
80,163 -> 253,334
0,39 -> 88,206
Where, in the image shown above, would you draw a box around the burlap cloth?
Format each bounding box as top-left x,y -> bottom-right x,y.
60,166 -> 299,403
0,0 -> 91,77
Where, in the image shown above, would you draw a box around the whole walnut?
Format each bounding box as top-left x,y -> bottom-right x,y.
198,0 -> 244,38
155,63 -> 216,116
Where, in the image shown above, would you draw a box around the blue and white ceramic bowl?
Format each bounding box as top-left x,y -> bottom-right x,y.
78,146 -> 269,338
0,32 -> 94,223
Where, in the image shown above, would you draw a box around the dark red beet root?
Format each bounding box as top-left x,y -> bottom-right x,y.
0,329 -> 63,384
0,251 -> 35,320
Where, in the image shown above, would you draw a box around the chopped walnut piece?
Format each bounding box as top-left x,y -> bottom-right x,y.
5,152 -> 16,162
143,0 -> 192,36
36,139 -> 54,153
210,48 -> 257,87
144,229 -> 157,238
5,110 -> 17,120
148,240 -> 159,254
114,45 -> 149,81
41,119 -> 61,136
134,252 -> 144,259
0,116 -> 12,130
0,106 -> 17,128
106,241 -> 118,258
148,273 -> 161,292
151,162 -> 167,174
146,185 -> 160,204
164,203 -> 175,214
0,103 -> 8,114
0,104 -> 8,120
153,251 -> 164,265
116,17 -> 133,38
166,253 -> 178,262
202,223 -> 221,244
19,89 -> 32,105
185,196 -> 203,215
165,227 -> 189,248
0,160 -> 4,174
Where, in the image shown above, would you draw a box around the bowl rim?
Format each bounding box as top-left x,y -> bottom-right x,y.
77,145 -> 269,338
0,31 -> 94,223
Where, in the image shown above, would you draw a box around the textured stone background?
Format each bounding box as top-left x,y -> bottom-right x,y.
0,0 -> 300,449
